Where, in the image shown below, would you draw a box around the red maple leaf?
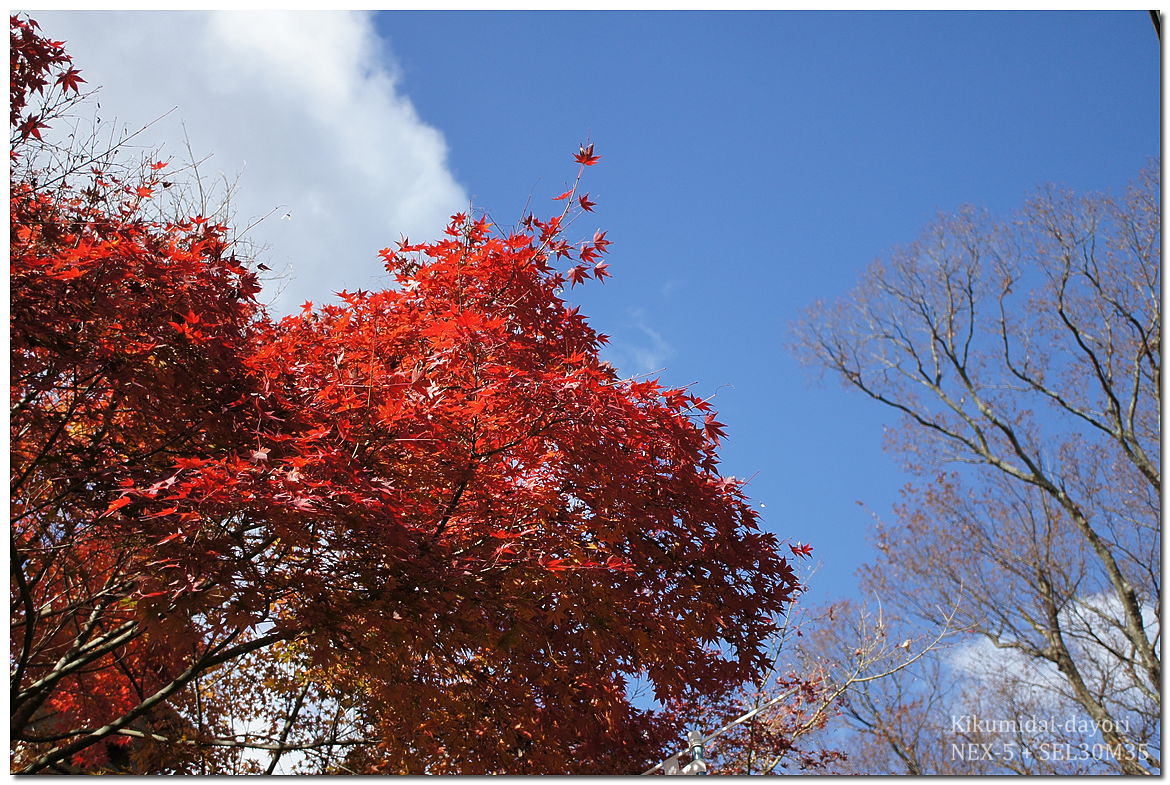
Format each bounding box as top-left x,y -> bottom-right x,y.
549,239 -> 574,259
55,67 -> 85,93
18,114 -> 47,141
566,264 -> 591,286
702,414 -> 728,443
790,542 -> 814,558
574,142 -> 601,166
542,557 -> 568,572
102,496 -> 133,517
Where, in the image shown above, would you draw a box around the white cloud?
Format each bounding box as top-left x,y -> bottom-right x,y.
32,10 -> 467,315
947,593 -> 1159,728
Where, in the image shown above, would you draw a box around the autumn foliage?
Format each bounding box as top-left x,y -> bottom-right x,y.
10,16 -> 799,773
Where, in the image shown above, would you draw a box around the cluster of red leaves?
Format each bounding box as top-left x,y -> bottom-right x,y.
11,144 -> 267,769
232,208 -> 799,771
11,16 -> 800,774
10,19 -> 273,767
10,14 -> 83,141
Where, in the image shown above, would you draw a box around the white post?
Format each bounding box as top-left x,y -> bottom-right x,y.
681,730 -> 707,775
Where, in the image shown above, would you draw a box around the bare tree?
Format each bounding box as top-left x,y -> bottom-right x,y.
792,165 -> 1160,775
664,595 -> 955,775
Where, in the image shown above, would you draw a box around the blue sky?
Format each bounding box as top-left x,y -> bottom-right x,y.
34,10 -> 1159,607
370,10 -> 1159,601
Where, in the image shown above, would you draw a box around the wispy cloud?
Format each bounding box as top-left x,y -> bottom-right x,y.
602,309 -> 675,378
34,10 -> 467,314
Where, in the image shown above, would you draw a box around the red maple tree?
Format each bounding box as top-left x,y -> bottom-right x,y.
10,16 -> 800,773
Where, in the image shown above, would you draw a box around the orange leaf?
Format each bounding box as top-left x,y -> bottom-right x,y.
103,496 -> 133,516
